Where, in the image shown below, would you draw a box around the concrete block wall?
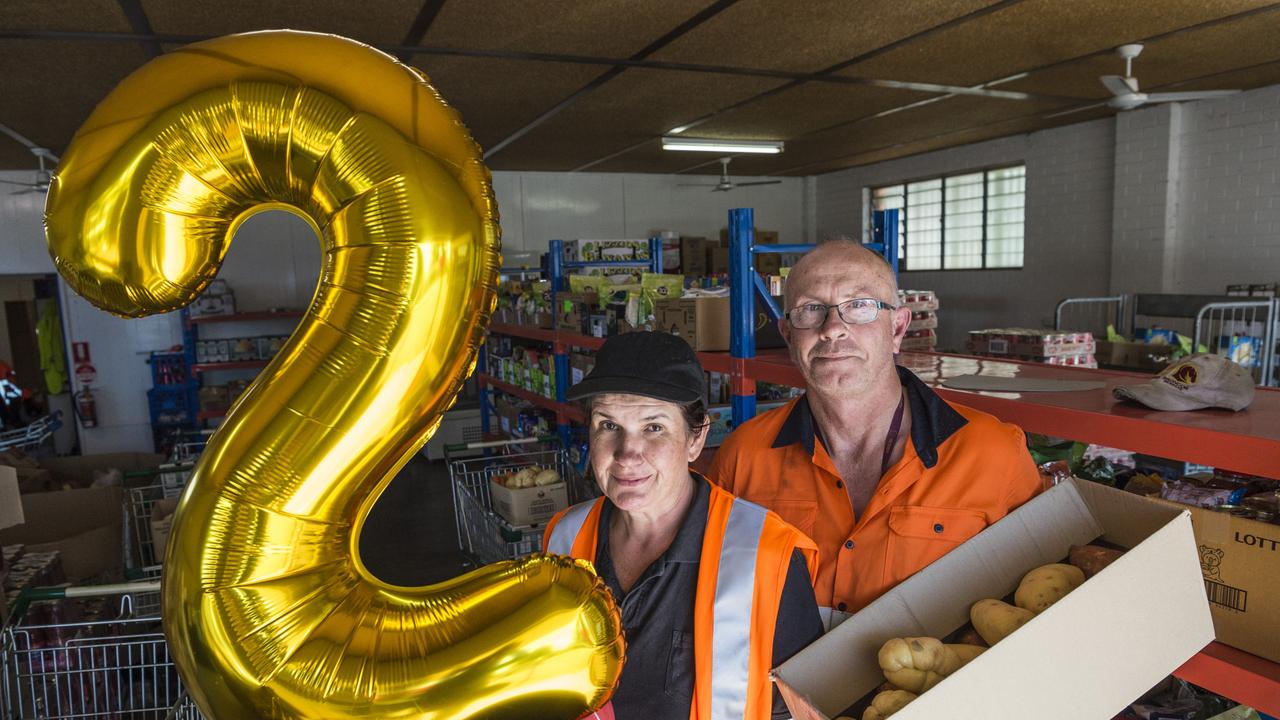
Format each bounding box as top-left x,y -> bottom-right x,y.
1172,85 -> 1280,292
814,118 -> 1116,350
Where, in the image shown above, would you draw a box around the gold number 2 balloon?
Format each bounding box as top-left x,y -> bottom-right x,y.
45,30 -> 623,719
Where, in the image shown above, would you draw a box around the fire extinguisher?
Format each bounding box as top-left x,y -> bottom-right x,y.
75,386 -> 98,428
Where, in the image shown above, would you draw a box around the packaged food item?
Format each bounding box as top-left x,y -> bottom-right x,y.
1160,480 -> 1235,508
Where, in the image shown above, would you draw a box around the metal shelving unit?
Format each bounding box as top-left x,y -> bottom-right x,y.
479,239 -> 661,447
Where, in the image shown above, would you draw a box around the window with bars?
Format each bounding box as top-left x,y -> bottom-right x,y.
870,165 -> 1025,271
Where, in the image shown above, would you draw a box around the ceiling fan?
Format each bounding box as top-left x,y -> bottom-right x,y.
679,157 -> 782,193
1102,43 -> 1240,110
1048,43 -> 1241,119
0,146 -> 55,196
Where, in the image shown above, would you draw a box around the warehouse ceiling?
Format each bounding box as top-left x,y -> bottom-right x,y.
4,0 -> 1280,176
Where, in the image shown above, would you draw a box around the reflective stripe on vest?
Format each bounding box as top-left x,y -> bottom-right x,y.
547,501 -> 595,556
710,497 -> 767,720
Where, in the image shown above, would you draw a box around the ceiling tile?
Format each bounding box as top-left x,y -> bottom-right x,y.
685,82 -> 932,140
761,94 -> 1065,172
838,0 -> 1280,87
1,0 -> 130,32
487,68 -> 787,169
650,0 -> 1002,73
1000,9 -> 1280,103
0,40 -> 149,167
411,55 -> 610,151
142,0 -> 422,46
422,0 -> 709,58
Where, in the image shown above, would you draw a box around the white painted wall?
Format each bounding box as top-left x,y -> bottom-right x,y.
814,119 -> 1117,350
491,170 -> 807,252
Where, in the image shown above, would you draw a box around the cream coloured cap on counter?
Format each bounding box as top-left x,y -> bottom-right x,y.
1113,353 -> 1255,412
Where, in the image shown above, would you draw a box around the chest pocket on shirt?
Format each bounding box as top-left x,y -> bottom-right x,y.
770,499 -> 818,539
884,506 -> 988,588
665,630 -> 694,701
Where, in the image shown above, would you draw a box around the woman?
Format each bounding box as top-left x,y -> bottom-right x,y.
544,332 -> 822,720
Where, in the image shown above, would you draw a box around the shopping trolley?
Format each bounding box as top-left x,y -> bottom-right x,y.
0,413 -> 61,455
125,464 -> 196,570
446,437 -> 595,566
0,573 -> 202,719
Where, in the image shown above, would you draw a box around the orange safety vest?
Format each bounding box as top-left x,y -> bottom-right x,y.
544,484 -> 818,720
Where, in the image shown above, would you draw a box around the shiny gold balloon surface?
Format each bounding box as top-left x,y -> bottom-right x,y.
45,30 -> 622,719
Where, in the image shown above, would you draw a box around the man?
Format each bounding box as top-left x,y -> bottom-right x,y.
709,240 -> 1042,628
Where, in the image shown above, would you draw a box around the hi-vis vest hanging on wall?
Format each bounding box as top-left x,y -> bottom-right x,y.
545,484 -> 818,720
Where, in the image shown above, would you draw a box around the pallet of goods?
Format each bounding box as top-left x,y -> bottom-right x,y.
966,328 -> 1097,367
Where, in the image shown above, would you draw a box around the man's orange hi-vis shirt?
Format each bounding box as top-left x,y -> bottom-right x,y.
709,367 -> 1042,625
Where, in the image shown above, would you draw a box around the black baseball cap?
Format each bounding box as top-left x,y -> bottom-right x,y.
566,331 -> 706,404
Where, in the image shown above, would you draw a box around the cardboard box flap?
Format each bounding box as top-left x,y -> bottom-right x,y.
774,479 -> 1212,720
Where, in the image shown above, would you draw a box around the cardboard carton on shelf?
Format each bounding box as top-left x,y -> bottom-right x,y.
680,236 -> 708,275
150,497 -> 180,564
1096,340 -> 1172,372
653,295 -> 786,352
489,478 -> 569,526
1178,503 -> 1280,663
773,479 -> 1213,720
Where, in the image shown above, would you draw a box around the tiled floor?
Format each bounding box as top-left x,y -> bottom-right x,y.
358,455 -> 477,586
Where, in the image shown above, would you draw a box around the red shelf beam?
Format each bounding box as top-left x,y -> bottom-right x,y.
187,310 -> 303,326
478,373 -> 584,423
191,360 -> 270,373
1174,641 -> 1280,716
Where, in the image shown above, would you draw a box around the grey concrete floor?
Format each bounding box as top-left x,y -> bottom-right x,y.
358,455 -> 477,586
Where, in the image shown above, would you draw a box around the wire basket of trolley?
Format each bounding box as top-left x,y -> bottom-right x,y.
446,436 -> 596,566
1,568 -> 203,719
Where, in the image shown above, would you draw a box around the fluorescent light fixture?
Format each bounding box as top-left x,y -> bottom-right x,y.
667,124 -> 691,134
661,137 -> 784,154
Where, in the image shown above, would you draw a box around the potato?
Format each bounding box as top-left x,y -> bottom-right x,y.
509,467 -> 537,488
877,637 -> 986,694
862,689 -> 917,720
1014,563 -> 1085,613
950,625 -> 987,648
1068,544 -> 1124,579
533,468 -> 561,486
970,599 -> 1034,645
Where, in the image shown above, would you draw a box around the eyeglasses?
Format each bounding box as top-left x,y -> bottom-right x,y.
785,298 -> 897,329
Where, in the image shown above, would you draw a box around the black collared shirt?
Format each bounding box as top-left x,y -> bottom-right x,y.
594,475 -> 822,719
771,365 -> 969,469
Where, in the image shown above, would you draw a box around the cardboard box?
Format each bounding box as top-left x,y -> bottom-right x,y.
1096,340 -> 1171,371
0,486 -> 125,581
150,497 -> 180,564
39,452 -> 165,489
681,237 -> 708,275
707,246 -> 730,274
557,292 -> 598,333
655,296 -> 730,351
653,296 -> 785,352
1180,504 -> 1280,663
774,479 -> 1213,720
0,466 -> 23,530
489,479 -> 569,526
569,352 -> 594,386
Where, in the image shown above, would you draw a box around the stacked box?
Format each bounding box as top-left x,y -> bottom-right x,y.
967,328 -> 1097,366
899,290 -> 940,351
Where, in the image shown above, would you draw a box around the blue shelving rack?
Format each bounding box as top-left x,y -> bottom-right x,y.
726,207 -> 899,428
479,237 -> 664,448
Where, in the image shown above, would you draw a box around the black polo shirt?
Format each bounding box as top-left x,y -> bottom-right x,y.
594,474 -> 823,720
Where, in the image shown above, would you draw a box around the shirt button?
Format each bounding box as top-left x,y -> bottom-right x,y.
837,602 -> 848,611
835,480 -> 844,489
933,523 -> 945,533
844,540 -> 854,549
